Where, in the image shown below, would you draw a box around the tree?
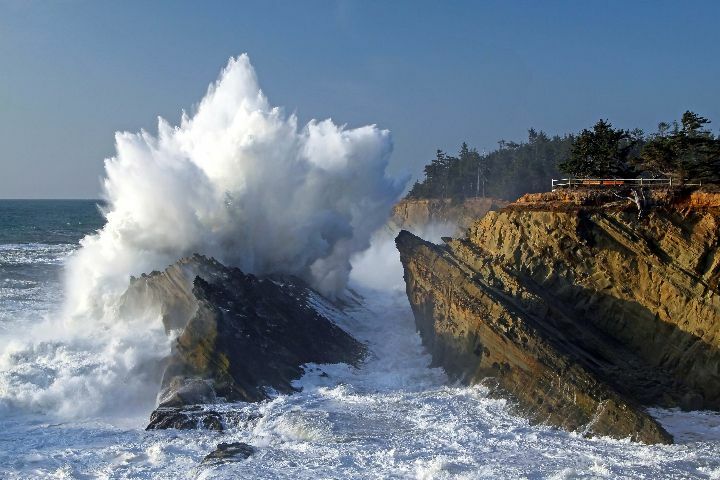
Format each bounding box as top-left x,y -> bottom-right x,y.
422,150 -> 451,197
681,111 -> 711,135
469,147 -> 488,197
559,120 -> 638,177
677,111 -> 720,182
457,142 -> 473,197
407,134 -> 571,200
637,132 -> 678,179
638,111 -> 720,183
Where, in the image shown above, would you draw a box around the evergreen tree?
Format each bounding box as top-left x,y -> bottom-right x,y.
637,129 -> 678,179
559,120 -> 638,177
408,131 -> 569,200
639,111 -> 720,183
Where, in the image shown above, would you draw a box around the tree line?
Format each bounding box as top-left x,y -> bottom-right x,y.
407,111 -> 720,200
560,111 -> 720,182
407,130 -> 571,200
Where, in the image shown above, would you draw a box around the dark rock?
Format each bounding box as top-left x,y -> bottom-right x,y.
122,255 -> 366,430
157,378 -> 217,408
202,442 -> 256,464
222,410 -> 263,429
146,406 -> 223,431
146,408 -> 196,430
200,413 -> 224,431
146,404 -> 263,432
681,393 -> 705,412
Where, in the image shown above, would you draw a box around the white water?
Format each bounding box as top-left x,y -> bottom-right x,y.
1,55 -> 720,477
0,54 -> 404,420
2,264 -> 720,478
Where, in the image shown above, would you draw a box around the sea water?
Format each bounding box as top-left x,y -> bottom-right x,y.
1,200 -> 720,479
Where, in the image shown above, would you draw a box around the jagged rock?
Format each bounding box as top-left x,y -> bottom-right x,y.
157,378 -> 217,407
120,255 -> 365,429
146,406 -> 224,431
396,189 -> 720,444
146,406 -> 263,432
202,442 -> 256,464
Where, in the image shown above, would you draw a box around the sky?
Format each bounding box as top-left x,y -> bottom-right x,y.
1,0 -> 719,199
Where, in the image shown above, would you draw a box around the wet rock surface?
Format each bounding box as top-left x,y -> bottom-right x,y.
396,190 -> 720,444
146,405 -> 263,432
146,406 -> 224,431
202,442 -> 256,464
120,254 -> 365,429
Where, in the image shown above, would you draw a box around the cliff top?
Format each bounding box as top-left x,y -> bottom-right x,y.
508,188 -> 720,212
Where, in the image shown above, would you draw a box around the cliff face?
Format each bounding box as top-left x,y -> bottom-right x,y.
396,189 -> 720,444
119,255 -> 365,428
392,197 -> 508,235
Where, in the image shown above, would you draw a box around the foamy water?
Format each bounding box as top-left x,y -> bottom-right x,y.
0,55 -> 408,423
1,55 -> 719,478
2,241 -> 720,479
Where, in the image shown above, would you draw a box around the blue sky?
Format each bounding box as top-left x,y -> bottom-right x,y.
1,0 -> 719,198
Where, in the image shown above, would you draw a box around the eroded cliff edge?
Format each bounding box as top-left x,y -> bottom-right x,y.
396,189 -> 720,444
392,197 -> 508,235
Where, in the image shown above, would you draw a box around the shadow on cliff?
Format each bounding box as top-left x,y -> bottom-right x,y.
513,271 -> 719,412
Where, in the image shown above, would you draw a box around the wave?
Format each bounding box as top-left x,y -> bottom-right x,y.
0,54 -> 403,419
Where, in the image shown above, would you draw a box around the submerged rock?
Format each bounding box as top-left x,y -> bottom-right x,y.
396,189 -> 720,444
120,254 -> 365,429
146,406 -> 224,431
202,442 -> 256,464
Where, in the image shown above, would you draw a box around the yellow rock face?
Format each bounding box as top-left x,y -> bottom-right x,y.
391,197 -> 509,235
396,189 -> 720,444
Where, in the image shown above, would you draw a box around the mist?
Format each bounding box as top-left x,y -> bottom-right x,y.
64,53 -> 406,316
0,55 -> 405,419
350,221 -> 459,292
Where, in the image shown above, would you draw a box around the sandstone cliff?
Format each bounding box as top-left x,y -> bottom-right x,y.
392,197 -> 508,236
396,189 -> 720,444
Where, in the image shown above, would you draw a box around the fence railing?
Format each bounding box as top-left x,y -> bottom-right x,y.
551,178 -> 702,192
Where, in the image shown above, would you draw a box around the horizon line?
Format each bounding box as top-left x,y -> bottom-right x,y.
0,197 -> 104,201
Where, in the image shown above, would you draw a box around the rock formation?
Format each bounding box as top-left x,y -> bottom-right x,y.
396,188 -> 720,444
202,442 -> 256,465
392,197 -> 508,236
119,255 -> 365,429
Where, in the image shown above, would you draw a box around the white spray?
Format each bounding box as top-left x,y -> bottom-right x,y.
0,55 -> 405,418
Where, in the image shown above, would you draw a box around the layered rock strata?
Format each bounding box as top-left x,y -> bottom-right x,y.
119,255 -> 365,428
392,197 -> 508,236
396,189 -> 720,444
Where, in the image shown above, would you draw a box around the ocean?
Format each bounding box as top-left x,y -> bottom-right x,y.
1,201 -> 720,479
0,200 -> 105,334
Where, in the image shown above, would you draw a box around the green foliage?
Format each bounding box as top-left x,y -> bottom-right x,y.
409,111 -> 720,201
407,130 -> 571,200
558,120 -> 638,177
638,111 -> 720,182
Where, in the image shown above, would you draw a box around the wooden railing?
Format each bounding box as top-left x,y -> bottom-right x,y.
551,178 -> 702,192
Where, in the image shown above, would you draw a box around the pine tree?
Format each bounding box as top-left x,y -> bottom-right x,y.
639,111 -> 720,183
559,120 -> 638,177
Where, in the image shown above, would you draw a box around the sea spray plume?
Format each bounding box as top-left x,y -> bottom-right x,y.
65,53 -> 404,320
350,221 -> 459,292
0,54 -> 404,419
